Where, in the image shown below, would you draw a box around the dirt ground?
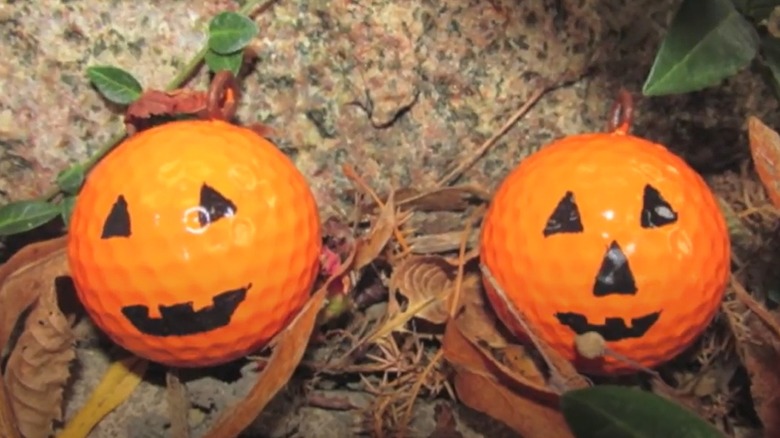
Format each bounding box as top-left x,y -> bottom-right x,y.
1,0 -> 780,437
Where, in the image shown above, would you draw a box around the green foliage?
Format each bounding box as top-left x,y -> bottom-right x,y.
204,11 -> 257,75
56,164 -> 85,195
0,200 -> 62,236
643,0 -> 759,95
204,43 -> 245,76
60,196 -> 77,228
86,65 -> 144,104
208,11 -> 258,54
561,385 -> 725,438
643,0 -> 780,98
0,4 -> 264,238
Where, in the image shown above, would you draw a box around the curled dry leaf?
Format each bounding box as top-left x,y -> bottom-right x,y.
448,297 -> 551,399
4,277 -> 76,438
390,255 -> 479,325
442,321 -> 574,438
726,280 -> 780,436
0,236 -> 67,438
201,246 -> 356,438
479,264 -> 590,392
747,116 -> 780,209
0,236 -> 68,352
124,71 -> 240,134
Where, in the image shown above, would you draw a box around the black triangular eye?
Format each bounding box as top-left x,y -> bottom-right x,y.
543,191 -> 584,237
101,195 -> 132,239
198,183 -> 237,226
641,184 -> 677,228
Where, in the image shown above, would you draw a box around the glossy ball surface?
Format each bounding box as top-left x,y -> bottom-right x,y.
67,119 -> 322,368
479,131 -> 730,375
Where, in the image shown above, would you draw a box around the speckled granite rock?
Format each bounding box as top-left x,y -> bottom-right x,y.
4,0 -> 774,210
2,0 -> 779,437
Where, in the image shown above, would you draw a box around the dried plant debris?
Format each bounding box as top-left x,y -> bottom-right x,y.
722,280 -> 780,437
4,279 -> 76,438
747,116 -> 780,210
389,255 -> 480,325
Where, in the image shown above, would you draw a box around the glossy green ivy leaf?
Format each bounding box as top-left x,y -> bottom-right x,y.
60,196 -> 77,228
642,0 -> 759,96
204,49 -> 244,76
208,11 -> 258,55
86,65 -> 143,105
56,164 -> 85,195
0,200 -> 61,236
561,385 -> 725,438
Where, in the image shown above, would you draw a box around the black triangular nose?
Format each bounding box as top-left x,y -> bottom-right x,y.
593,241 -> 637,296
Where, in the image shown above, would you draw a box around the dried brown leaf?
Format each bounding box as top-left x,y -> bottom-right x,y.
747,116 -> 780,209
393,185 -> 491,212
4,275 -> 76,438
442,322 -> 573,438
201,247 -> 355,438
726,282 -> 780,436
480,264 -> 590,392
0,237 -> 67,438
354,192 -> 401,271
166,370 -> 189,438
449,299 -> 551,398
390,255 -> 479,325
407,230 -> 478,255
453,271 -> 506,349
0,236 -> 68,352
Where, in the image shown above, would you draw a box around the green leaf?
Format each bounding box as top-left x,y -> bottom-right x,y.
86,65 -> 143,105
0,200 -> 61,236
561,385 -> 725,438
204,49 -> 244,76
208,11 -> 258,55
60,196 -> 77,228
56,164 -> 85,195
642,0 -> 759,96
760,36 -> 780,97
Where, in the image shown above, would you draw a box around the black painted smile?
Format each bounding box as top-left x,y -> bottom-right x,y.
554,311 -> 661,341
121,283 -> 251,337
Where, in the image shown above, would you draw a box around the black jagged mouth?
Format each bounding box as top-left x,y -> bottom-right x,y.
121,284 -> 251,337
554,311 -> 661,342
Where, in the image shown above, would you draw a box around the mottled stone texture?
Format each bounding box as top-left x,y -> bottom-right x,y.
3,0 -> 776,214
1,0 -> 778,436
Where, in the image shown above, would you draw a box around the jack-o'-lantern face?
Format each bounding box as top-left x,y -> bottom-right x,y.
99,183 -> 250,338
479,132 -> 731,375
67,120 -> 322,368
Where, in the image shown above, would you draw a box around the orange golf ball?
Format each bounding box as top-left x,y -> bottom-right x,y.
67,119 -> 322,368
479,129 -> 730,375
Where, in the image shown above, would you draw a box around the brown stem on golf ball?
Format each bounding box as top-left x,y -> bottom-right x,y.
606,88 -> 634,135
205,71 -> 239,121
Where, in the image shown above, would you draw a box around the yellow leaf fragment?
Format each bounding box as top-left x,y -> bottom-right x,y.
58,355 -> 149,438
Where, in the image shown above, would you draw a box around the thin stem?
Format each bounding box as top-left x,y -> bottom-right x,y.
42,0 -> 275,203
